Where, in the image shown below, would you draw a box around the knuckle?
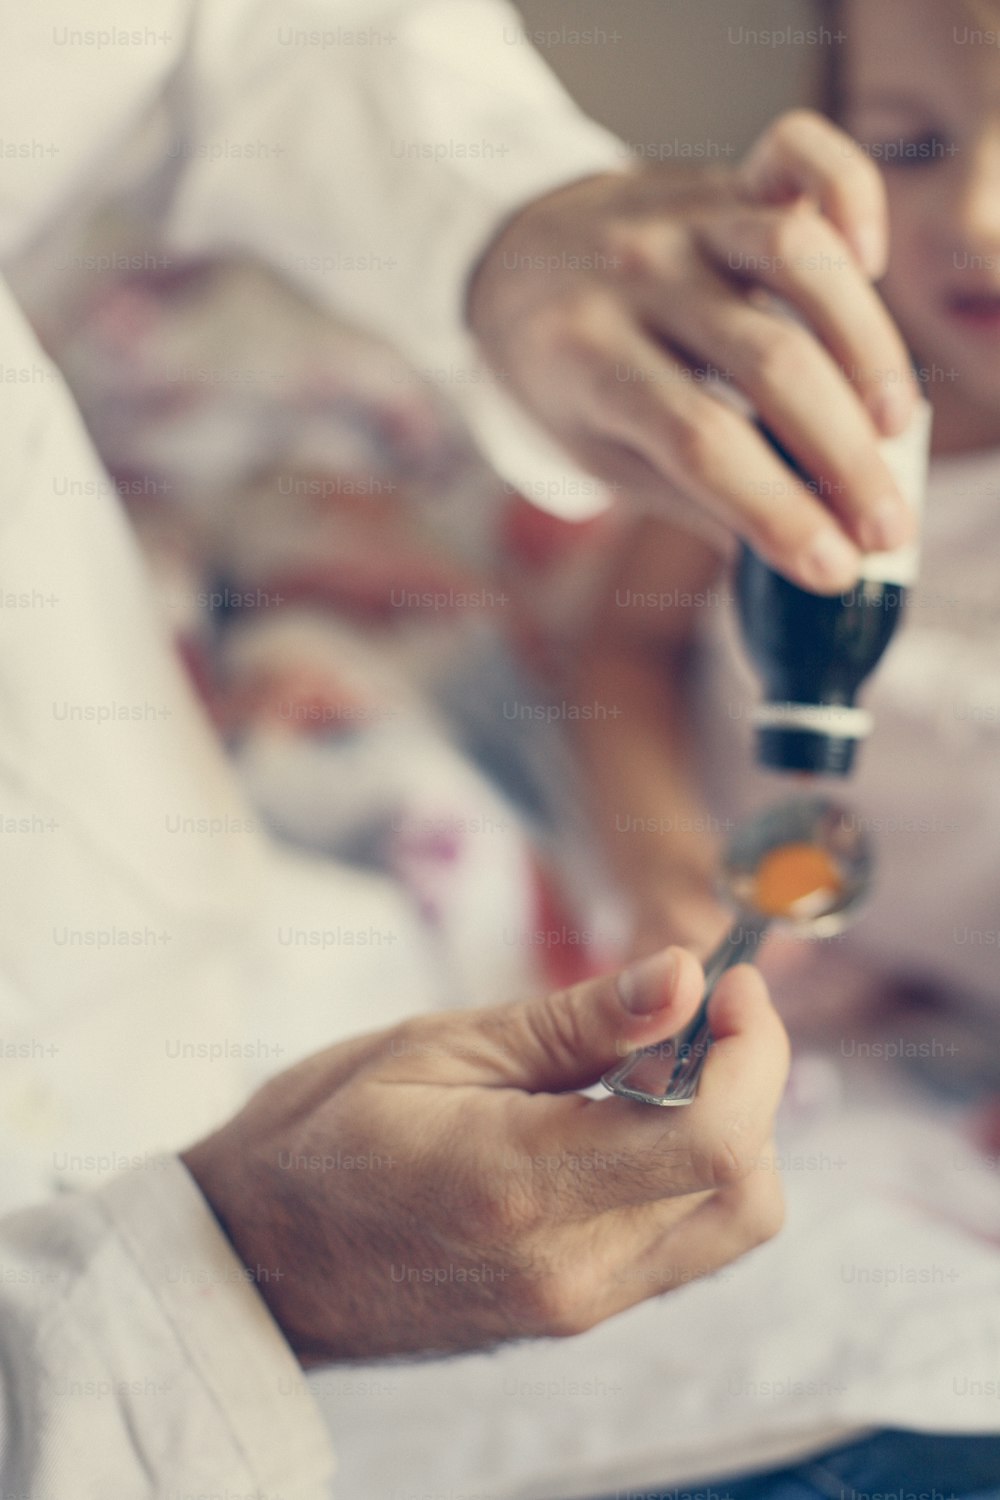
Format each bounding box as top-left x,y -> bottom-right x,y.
525,988 -> 589,1076
749,505 -> 808,562
380,1010 -> 463,1070
549,1304 -> 600,1339
543,290 -> 617,364
702,1108 -> 783,1196
791,210 -> 840,266
745,321 -> 815,394
604,219 -> 665,282
381,1016 -> 423,1062
705,1128 -> 757,1190
504,1275 -> 550,1336
471,1171 -> 542,1240
630,1127 -> 695,1197
520,1273 -> 596,1339
757,203 -> 814,269
528,296 -> 586,365
664,398 -> 734,482
761,198 -> 839,271
589,351 -> 633,411
663,1114 -> 741,1193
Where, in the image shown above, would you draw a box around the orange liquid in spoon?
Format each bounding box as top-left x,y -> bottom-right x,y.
751,842 -> 843,919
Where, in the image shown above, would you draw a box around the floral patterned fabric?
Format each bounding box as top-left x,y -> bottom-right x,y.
20,226 -> 627,1006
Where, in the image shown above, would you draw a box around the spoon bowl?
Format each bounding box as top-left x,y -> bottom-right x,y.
721,793 -> 873,936
602,795 -> 874,1106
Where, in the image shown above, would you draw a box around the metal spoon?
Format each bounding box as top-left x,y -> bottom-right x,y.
601,795 -> 874,1107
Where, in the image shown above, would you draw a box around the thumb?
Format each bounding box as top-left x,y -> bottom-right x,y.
454,947 -> 707,1093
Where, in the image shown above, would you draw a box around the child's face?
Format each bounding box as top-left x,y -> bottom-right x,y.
842,0 -> 1000,438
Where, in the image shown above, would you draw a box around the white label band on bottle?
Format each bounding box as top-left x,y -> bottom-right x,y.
856,399 -> 933,586
752,703 -> 875,740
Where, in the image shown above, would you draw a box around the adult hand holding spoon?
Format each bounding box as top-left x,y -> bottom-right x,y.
603,796 -> 873,1106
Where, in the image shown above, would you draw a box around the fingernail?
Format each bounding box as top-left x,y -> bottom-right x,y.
617,950 -> 678,1015
854,223 -> 886,280
798,528 -> 860,592
859,495 -> 913,553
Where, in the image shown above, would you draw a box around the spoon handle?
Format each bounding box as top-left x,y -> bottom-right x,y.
601,918 -> 769,1106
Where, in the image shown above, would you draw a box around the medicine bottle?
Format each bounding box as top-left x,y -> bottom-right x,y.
736,402 -> 932,776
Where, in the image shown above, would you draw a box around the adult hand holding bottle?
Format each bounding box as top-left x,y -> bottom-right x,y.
469,109 -> 919,595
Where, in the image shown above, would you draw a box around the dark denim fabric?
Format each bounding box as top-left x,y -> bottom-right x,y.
598,1430 -> 1000,1500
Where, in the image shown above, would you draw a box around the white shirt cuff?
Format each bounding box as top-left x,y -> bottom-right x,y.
98,1155 -> 335,1495
427,117 -> 629,522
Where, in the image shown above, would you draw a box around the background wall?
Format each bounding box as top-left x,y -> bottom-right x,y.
512,0 -> 822,155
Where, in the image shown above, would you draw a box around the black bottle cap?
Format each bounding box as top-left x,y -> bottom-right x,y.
756,726 -> 859,777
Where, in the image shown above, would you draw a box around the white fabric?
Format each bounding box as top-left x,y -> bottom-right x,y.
5,0 -> 623,521
0,3 -> 623,1493
0,266 -> 446,1495
0,1157 -> 332,1497
313,1064 -> 1000,1498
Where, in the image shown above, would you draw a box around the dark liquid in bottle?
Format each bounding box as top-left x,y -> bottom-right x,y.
735,545 -> 908,776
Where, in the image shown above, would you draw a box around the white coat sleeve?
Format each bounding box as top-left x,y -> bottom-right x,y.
160,0 -> 627,515
0,267 -> 335,1495
0,1158 -> 335,1498
0,8 -> 627,1491
162,0 -> 625,374
3,2 -> 625,511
